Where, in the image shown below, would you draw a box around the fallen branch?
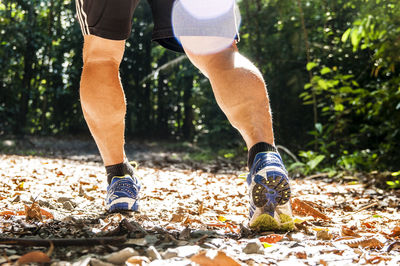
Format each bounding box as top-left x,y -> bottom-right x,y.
0,236 -> 127,247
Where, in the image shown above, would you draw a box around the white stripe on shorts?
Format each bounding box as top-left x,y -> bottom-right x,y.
79,0 -> 90,35
75,0 -> 89,35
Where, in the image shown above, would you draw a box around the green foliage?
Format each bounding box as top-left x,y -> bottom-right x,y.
288,150 -> 326,176
0,0 -> 399,176
297,0 -> 400,173
387,171 -> 400,189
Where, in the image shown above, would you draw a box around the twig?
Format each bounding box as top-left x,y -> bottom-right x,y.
353,202 -> 378,214
304,173 -> 330,180
276,145 -> 300,163
0,236 -> 127,247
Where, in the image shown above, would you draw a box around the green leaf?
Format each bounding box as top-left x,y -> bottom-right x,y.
304,83 -> 312,89
334,103 -> 344,112
306,155 -> 325,170
341,28 -> 351,42
315,123 -> 323,133
317,80 -> 328,90
306,62 -> 318,71
320,67 -> 331,75
392,171 -> 400,177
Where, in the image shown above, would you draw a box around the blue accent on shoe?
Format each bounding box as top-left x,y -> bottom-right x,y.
106,174 -> 141,212
247,152 -> 291,220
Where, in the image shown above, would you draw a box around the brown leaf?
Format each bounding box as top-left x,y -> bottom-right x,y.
191,250 -> 240,266
126,256 -> 150,266
17,251 -> 51,264
387,241 -> 400,252
25,202 -> 42,222
316,230 -> 333,240
40,208 -> 54,220
292,198 -> 330,221
259,234 -> 284,244
0,210 -> 16,219
337,237 -> 384,249
365,256 -> 389,264
295,252 -> 307,259
389,226 -> 400,237
170,213 -> 185,223
341,225 -> 361,237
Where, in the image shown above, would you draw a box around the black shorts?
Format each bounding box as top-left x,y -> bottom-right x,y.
75,0 -> 239,53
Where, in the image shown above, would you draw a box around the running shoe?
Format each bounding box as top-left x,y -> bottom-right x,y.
105,174 -> 141,212
247,152 -> 294,231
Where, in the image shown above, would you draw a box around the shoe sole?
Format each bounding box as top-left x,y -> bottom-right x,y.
250,171 -> 292,231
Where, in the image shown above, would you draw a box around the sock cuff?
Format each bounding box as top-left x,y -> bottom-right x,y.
248,142 -> 277,168
106,159 -> 134,184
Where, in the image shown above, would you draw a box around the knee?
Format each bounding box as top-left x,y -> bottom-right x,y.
82,35 -> 125,65
185,44 -> 237,77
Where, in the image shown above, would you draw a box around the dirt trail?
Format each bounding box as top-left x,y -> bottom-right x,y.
0,154 -> 399,265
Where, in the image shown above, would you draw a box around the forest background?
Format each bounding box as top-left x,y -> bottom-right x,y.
0,0 -> 399,181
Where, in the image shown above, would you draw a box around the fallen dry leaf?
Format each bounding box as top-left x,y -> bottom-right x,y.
190,250 -> 240,266
292,198 -> 330,221
17,251 -> 51,265
25,202 -> 42,222
126,256 -> 151,266
0,210 -> 17,219
170,213 -> 185,223
295,251 -> 307,259
389,226 -> 400,237
337,237 -> 384,249
341,225 -> 361,237
259,234 -> 284,244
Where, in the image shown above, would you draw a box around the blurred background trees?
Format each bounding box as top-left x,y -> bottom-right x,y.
0,0 -> 399,172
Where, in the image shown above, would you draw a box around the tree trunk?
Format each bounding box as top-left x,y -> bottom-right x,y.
182,75 -> 194,140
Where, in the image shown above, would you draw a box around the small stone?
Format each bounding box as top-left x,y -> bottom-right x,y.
175,245 -> 201,258
177,240 -> 189,246
90,258 -> 113,266
144,234 -> 158,245
243,239 -> 264,254
162,249 -> 178,259
72,257 -> 91,266
63,201 -> 74,211
57,197 -> 73,203
178,227 -> 191,240
38,199 -> 50,207
126,238 -> 147,246
104,247 -> 139,264
126,256 -> 151,266
146,246 -> 162,261
316,230 -> 333,240
50,261 -> 71,266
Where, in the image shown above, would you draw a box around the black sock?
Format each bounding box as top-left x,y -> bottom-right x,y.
106,160 -> 135,184
248,142 -> 277,168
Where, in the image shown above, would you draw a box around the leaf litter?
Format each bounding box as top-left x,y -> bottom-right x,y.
0,154 -> 399,265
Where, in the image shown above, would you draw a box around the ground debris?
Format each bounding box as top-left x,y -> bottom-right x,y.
0,153 -> 399,265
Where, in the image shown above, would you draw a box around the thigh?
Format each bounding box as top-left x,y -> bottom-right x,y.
76,0 -> 140,40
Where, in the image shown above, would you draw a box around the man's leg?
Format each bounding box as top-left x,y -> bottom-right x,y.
183,42 -> 275,164
80,35 -> 140,211
183,40 -> 293,231
80,35 -> 126,167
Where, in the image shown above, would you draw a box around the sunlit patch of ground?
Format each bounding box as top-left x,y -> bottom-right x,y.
1,154 -> 399,265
